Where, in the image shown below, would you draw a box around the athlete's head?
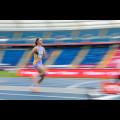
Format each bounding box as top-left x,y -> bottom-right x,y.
35,38 -> 42,46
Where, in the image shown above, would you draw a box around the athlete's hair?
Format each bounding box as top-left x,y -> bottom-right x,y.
35,38 -> 40,46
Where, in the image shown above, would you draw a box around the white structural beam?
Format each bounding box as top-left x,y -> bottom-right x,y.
0,20 -> 120,31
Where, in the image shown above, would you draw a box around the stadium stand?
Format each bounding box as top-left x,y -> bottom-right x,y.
44,49 -> 63,66
0,44 -> 119,69
0,32 -> 14,39
80,46 -> 110,65
78,29 -> 99,38
53,47 -> 81,65
1,27 -> 120,68
107,28 -> 120,37
21,31 -> 44,39
50,31 -> 72,39
5,41 -> 26,44
69,46 -> 90,68
0,28 -> 120,44
1,49 -> 25,66
90,38 -> 110,42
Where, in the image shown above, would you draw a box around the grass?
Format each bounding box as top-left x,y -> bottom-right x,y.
0,71 -> 17,77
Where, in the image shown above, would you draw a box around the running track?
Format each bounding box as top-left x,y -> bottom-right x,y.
0,77 -> 120,100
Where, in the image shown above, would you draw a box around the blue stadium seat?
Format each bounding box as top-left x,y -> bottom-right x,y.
107,28 -> 120,36
62,40 -> 82,43
1,50 -> 25,66
90,38 -> 110,42
80,46 -> 109,65
42,40 -> 55,44
0,29 -> 119,44
21,31 -> 44,39
0,32 -> 14,39
5,41 -> 26,44
78,29 -> 99,38
51,31 -> 72,39
53,48 -> 81,65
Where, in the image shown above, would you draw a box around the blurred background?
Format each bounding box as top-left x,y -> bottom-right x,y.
0,20 -> 120,99
0,20 -> 120,71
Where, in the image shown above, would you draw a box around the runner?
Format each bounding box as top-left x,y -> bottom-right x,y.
26,38 -> 51,92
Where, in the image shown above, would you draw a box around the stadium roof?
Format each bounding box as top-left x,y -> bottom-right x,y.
0,20 -> 120,31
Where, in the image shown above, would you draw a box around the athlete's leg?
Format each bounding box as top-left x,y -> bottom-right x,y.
29,73 -> 40,92
30,63 -> 39,86
36,65 -> 47,84
30,74 -> 38,86
30,60 -> 42,86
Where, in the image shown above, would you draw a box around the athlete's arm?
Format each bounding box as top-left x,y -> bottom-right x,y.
43,47 -> 51,59
26,47 -> 37,64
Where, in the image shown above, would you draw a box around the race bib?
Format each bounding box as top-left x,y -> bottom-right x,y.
38,50 -> 43,58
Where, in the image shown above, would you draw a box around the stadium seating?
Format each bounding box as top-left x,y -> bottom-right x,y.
0,28 -> 120,68
1,26 -> 120,69
0,28 -> 120,44
0,45 -> 114,68
51,31 -> 72,39
42,40 -> 55,44
107,28 -> 120,37
90,38 -> 110,42
62,40 -> 82,43
1,49 -> 25,66
78,29 -> 99,38
0,32 -> 14,39
80,46 -> 109,65
21,31 -> 44,39
26,46 -> 110,66
5,41 -> 26,44
53,48 -> 81,65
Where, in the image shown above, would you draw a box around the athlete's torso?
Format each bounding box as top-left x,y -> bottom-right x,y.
34,46 -> 43,61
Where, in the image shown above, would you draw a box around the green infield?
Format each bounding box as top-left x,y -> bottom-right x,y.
0,71 -> 17,77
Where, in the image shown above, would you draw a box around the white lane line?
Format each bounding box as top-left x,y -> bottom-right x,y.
93,95 -> 120,100
0,86 -> 89,94
0,93 -> 86,100
0,80 -> 9,82
66,81 -> 98,89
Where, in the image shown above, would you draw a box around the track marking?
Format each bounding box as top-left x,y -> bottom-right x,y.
0,80 -> 9,82
66,80 -> 98,89
0,93 -> 87,100
0,86 -> 89,94
93,94 -> 120,100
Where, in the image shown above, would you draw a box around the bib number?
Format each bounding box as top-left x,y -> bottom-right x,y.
38,51 -> 43,58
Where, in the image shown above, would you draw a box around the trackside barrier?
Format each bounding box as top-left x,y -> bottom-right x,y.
17,69 -> 120,78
